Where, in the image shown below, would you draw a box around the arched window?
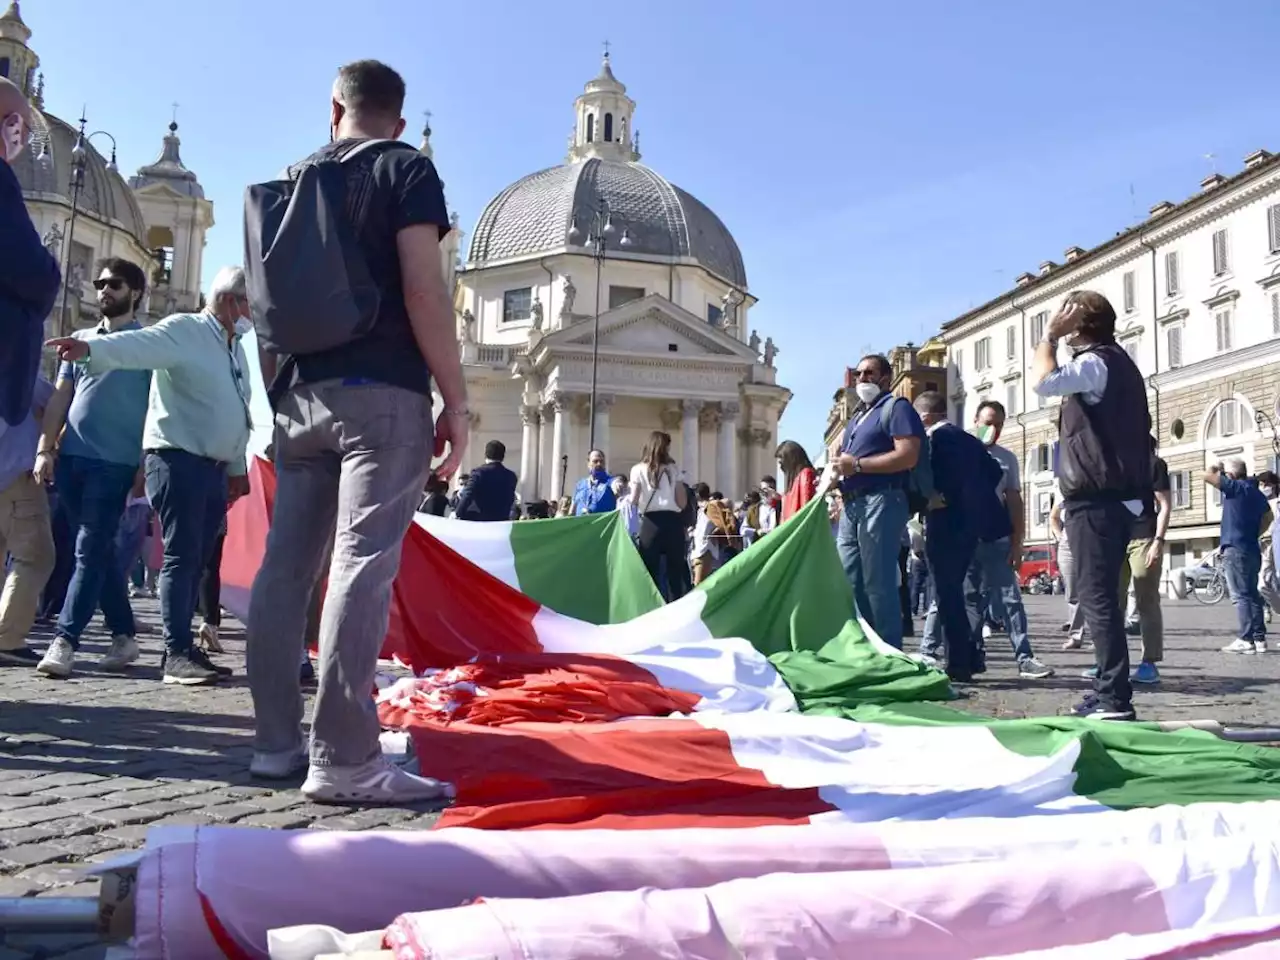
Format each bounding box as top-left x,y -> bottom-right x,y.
0,58 -> 10,78
586,114 -> 594,143
1205,399 -> 1246,440
604,112 -> 614,142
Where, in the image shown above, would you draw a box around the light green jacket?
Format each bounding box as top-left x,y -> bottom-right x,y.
84,312 -> 252,476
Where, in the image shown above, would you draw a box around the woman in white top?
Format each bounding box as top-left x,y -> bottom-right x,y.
628,430 -> 689,600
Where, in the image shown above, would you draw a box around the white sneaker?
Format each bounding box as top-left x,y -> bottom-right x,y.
99,635 -> 140,671
250,745 -> 308,779
1221,638 -> 1260,654
301,757 -> 455,806
36,637 -> 75,678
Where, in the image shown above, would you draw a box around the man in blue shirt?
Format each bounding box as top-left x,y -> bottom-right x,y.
1206,459 -> 1271,654
33,258 -> 152,678
834,354 -> 924,649
572,449 -> 617,515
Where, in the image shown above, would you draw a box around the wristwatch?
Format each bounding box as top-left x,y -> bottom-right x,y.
853,458 -> 863,475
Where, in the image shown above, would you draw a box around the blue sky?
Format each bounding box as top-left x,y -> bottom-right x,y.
26,0 -> 1279,453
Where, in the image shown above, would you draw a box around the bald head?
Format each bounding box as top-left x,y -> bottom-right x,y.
0,77 -> 31,165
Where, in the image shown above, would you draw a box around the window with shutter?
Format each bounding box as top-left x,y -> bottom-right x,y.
1030,311 -> 1047,343
1166,326 -> 1183,368
1272,291 -> 1280,335
1212,229 -> 1229,276
976,337 -> 991,371
1006,326 -> 1017,359
1122,271 -> 1136,313
1165,251 -> 1179,296
1006,383 -> 1018,416
1269,205 -> 1280,254
1171,471 -> 1190,509
1123,338 -> 1139,361
1214,309 -> 1233,353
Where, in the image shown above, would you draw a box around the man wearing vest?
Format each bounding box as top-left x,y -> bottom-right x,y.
835,354 -> 925,650
1033,292 -> 1151,721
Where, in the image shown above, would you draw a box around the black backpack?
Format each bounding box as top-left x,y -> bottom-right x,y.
243,139 -> 415,356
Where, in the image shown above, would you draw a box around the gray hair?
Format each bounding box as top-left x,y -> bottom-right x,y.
1225,458 -> 1248,479
207,266 -> 246,310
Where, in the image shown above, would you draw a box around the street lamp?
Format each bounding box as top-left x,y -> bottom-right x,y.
58,113 -> 118,339
568,202 -> 631,452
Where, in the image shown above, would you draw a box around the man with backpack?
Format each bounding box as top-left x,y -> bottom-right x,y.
242,60 -> 468,804
834,354 -> 927,650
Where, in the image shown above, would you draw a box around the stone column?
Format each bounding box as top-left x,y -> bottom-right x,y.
681,399 -> 703,483
536,406 -> 551,500
465,411 -> 481,477
550,394 -> 569,501
718,401 -> 740,495
593,394 -> 614,461
519,405 -> 539,500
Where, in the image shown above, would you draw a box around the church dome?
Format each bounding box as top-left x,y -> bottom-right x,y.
13,109 -> 148,240
465,52 -> 747,289
468,158 -> 747,288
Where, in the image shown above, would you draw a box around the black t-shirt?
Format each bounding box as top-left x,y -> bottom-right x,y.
420,491 -> 449,517
1132,456 -> 1170,540
274,138 -> 451,403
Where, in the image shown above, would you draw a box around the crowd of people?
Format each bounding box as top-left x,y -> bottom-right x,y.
5,57 -> 1280,823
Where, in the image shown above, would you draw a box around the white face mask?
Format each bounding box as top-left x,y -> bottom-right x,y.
1,114 -> 25,163
234,316 -> 253,337
854,382 -> 882,405
1265,486 -> 1278,500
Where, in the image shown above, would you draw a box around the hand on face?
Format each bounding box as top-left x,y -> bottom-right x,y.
1046,301 -> 1085,340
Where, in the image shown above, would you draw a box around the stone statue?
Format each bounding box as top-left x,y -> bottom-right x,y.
560,275 -> 577,321
748,329 -> 761,356
42,222 -> 62,258
763,337 -> 778,367
67,262 -> 85,293
530,298 -> 544,332
618,116 -> 628,146
720,291 -> 738,329
460,308 -> 476,345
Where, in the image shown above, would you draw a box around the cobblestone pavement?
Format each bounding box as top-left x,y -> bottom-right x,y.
0,593 -> 1270,957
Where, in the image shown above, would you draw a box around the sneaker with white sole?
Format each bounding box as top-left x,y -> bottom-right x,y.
250,745 -> 308,780
99,635 -> 140,671
36,637 -> 76,678
1222,638 -> 1262,654
162,649 -> 220,685
1018,657 -> 1054,679
301,757 -> 455,806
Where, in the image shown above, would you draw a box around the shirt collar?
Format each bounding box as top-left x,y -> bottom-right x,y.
925,418 -> 950,436
200,310 -> 239,346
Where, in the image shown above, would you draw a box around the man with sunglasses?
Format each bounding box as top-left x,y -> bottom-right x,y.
46,266 -> 254,687
0,76 -> 61,665
34,259 -> 151,678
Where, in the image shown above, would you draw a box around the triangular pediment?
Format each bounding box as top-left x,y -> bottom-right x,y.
544,294 -> 759,361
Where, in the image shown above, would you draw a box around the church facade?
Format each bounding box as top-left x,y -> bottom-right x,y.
2,1 -> 213,335
452,53 -> 790,501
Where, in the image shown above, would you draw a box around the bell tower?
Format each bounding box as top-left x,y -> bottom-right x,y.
0,2 -> 39,100
566,47 -> 639,164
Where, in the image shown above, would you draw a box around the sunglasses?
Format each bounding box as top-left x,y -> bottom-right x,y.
92,277 -> 127,292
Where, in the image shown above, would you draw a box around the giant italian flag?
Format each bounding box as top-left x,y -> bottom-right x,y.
203,458 -> 1280,959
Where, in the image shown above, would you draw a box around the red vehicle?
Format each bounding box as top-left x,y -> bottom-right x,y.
1018,543 -> 1059,594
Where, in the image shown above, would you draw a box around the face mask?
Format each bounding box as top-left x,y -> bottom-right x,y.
234,316 -> 253,337
1265,486 -> 1277,500
975,424 -> 1000,446
1,114 -> 24,163
854,382 -> 882,405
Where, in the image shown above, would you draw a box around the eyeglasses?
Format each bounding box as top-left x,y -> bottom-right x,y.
853,368 -> 881,381
92,277 -> 126,292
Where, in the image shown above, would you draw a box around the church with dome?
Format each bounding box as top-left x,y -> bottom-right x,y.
454,52 -> 791,501
1,1 -> 213,336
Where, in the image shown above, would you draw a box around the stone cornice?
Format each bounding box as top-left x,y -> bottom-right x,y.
1152,336 -> 1280,389
1203,287 -> 1240,308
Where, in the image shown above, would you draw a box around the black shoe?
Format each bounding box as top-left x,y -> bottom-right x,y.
163,649 -> 220,686
0,646 -> 42,666
189,647 -> 233,677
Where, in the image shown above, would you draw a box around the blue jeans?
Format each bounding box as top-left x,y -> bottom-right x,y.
924,522 -> 981,676
908,555 -> 932,614
144,449 -> 228,657
1222,545 -> 1266,642
836,488 -> 909,649
54,455 -> 138,647
970,538 -> 1034,662
115,503 -> 150,581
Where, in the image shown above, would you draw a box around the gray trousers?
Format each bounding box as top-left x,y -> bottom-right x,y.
247,381 -> 432,767
1058,536 -> 1087,641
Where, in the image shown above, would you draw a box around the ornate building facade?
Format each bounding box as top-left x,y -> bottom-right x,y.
451,53 -> 790,500
939,148 -> 1280,570
2,1 -> 213,334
